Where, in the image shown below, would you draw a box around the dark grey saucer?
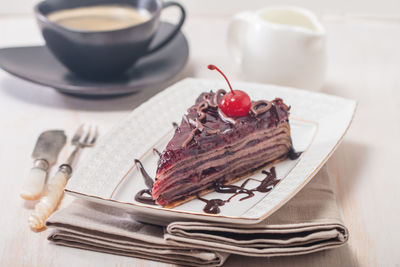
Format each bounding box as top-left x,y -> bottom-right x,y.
0,22 -> 188,96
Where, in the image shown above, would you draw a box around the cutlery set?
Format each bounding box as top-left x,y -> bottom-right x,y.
20,130 -> 67,200
21,125 -> 98,230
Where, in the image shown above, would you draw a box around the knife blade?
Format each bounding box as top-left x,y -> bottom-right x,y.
20,130 -> 66,200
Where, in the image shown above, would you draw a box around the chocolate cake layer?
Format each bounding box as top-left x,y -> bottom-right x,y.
157,122 -> 290,179
156,146 -> 289,206
152,91 -> 292,206
152,125 -> 291,199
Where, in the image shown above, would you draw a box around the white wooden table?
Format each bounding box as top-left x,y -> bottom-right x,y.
1,14 -> 399,267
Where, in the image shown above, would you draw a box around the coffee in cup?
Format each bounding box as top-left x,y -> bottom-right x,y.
35,0 -> 185,79
47,5 -> 151,32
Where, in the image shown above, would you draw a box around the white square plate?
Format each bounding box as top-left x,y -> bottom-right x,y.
66,78 -> 356,225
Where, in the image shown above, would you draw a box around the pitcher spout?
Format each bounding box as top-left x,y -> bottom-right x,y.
257,6 -> 325,35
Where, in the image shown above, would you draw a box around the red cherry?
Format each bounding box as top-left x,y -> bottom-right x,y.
207,64 -> 251,117
219,90 -> 251,117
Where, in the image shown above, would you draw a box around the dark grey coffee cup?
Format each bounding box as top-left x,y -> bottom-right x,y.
34,0 -> 185,79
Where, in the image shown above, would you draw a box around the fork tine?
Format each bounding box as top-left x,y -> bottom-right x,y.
90,126 -> 98,145
72,124 -> 84,143
82,125 -> 92,144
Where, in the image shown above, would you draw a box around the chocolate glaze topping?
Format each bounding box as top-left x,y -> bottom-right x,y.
157,91 -> 292,173
181,90 -> 229,149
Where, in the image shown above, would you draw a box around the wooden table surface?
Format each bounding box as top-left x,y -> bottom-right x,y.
1,14 -> 399,267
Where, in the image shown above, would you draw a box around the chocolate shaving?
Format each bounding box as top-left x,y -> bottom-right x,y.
202,93 -> 214,107
213,89 -> 226,107
206,129 -> 220,135
182,120 -> 204,148
273,98 -> 290,111
182,128 -> 197,148
203,89 -> 226,108
188,118 -> 198,128
196,120 -> 205,132
251,100 -> 273,116
181,130 -> 195,148
197,101 -> 208,121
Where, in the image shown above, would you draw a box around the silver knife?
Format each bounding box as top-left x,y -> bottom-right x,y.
20,130 -> 67,200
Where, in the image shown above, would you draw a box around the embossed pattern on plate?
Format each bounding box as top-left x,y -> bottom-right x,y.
66,78 -> 356,225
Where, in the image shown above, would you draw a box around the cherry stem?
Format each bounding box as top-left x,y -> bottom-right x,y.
208,64 -> 234,94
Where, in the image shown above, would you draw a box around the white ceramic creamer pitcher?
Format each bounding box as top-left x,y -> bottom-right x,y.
228,6 -> 326,90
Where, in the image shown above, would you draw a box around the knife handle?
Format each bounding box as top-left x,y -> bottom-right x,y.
28,165 -> 71,230
20,159 -> 49,200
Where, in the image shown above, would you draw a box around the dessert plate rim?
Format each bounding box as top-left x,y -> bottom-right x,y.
65,78 -> 357,225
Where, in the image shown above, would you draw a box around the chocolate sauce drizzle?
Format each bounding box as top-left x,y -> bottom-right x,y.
133,157 -> 281,212
196,195 -> 225,214
134,160 -> 156,205
134,149 -> 302,213
197,167 -> 279,214
288,147 -> 302,160
152,148 -> 162,158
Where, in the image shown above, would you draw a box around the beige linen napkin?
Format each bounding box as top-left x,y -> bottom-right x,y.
165,166 -> 349,257
46,166 -> 347,265
46,200 -> 229,266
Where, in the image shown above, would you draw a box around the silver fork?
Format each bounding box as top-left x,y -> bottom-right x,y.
29,125 -> 98,230
59,125 -> 98,175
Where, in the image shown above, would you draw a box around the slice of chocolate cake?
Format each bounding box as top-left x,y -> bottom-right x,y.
152,90 -> 293,207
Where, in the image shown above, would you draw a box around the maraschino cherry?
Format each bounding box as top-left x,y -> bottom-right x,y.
208,64 -> 251,117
